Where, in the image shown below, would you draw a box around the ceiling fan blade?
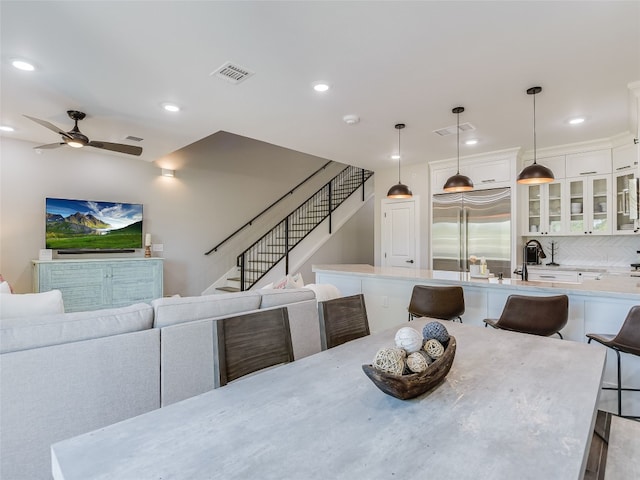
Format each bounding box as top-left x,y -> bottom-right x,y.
24,115 -> 72,139
88,140 -> 143,156
34,142 -> 65,149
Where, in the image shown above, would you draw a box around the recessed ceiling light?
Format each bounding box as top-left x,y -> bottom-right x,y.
312,82 -> 330,92
465,139 -> 478,145
162,103 -> 180,113
569,117 -> 585,125
0,125 -> 15,132
391,154 -> 400,160
11,59 -> 35,71
343,114 -> 360,125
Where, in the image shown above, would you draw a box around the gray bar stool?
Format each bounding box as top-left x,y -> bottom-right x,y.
587,305 -> 640,418
407,285 -> 465,323
483,294 -> 568,338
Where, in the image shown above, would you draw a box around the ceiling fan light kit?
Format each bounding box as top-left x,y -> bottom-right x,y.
517,86 -> 554,185
24,110 -> 143,156
387,123 -> 413,199
443,106 -> 474,192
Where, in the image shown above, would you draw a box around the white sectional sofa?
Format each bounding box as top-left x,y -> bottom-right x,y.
0,288 -> 320,480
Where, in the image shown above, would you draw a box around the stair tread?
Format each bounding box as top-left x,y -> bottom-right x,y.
216,286 -> 241,293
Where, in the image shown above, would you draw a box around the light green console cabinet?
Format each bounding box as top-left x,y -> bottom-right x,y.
32,258 -> 164,312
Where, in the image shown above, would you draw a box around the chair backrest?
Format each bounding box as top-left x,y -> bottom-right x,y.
408,285 -> 465,320
612,305 -> 640,356
216,307 -> 294,386
497,294 -> 568,337
318,294 -> 370,350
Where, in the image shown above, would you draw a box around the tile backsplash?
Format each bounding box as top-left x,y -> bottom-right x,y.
524,235 -> 640,269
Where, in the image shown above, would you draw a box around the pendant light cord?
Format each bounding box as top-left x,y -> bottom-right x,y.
397,126 -> 402,183
532,91 -> 537,164
456,110 -> 460,174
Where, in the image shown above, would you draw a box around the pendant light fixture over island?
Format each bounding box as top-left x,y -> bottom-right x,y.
517,86 -> 555,185
443,107 -> 474,192
387,123 -> 412,199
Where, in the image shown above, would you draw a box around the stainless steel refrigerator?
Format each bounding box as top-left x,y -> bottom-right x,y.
432,187 -> 511,276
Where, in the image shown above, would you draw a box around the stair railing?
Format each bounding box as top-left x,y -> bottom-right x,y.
237,165 -> 373,290
204,160 -> 333,255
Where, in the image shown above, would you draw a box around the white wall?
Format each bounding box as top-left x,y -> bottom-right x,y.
0,137 -> 373,295
373,161 -> 430,269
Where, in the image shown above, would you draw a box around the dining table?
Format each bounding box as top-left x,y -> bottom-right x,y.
51,319 -> 606,480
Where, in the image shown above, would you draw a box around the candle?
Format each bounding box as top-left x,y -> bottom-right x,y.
145,234 -> 151,247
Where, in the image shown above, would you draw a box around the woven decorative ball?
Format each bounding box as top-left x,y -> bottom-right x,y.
406,351 -> 432,373
422,321 -> 450,344
424,338 -> 445,360
394,327 -> 423,353
373,347 -> 406,375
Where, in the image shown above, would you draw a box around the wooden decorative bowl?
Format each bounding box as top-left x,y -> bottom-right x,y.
362,336 -> 456,400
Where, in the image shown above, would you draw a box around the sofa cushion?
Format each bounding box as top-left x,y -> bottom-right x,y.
259,288 -> 316,308
151,291 -> 263,328
0,290 -> 64,319
0,303 -> 153,354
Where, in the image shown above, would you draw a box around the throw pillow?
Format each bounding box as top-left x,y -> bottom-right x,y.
0,290 -> 64,319
0,281 -> 11,294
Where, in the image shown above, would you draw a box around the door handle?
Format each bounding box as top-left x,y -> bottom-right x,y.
406,260 -> 414,263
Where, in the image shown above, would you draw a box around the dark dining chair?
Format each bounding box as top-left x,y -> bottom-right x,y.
217,307 -> 294,386
407,285 -> 465,323
318,294 -> 370,350
483,294 -> 568,338
586,305 -> 640,418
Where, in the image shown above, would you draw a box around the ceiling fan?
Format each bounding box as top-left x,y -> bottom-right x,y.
24,110 -> 143,156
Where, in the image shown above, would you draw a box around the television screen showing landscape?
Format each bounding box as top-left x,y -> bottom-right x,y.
46,198 -> 143,250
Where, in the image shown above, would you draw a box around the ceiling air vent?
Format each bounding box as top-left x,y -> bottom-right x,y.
125,135 -> 143,142
433,122 -> 476,137
211,62 -> 255,84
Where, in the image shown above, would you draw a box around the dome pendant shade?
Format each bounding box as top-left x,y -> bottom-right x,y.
517,162 -> 554,184
387,183 -> 413,198
443,173 -> 474,192
443,106 -> 474,192
517,86 -> 554,185
387,123 -> 412,199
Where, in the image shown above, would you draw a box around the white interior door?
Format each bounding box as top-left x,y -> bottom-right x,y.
382,198 -> 419,268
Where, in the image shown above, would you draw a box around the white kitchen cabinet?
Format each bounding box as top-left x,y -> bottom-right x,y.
521,155 -> 567,179
33,258 -> 164,312
613,143 -> 639,173
524,181 -> 565,235
527,269 -> 578,283
565,149 -> 612,177
614,170 -> 639,234
567,174 -> 612,235
465,156 -> 513,187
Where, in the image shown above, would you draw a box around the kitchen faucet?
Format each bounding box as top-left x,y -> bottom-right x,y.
516,240 -> 547,281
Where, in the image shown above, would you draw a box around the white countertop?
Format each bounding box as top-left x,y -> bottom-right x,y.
312,264 -> 640,300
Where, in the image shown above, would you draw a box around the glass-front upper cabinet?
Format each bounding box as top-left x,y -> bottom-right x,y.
525,181 -> 564,235
615,171 -> 638,233
567,175 -> 611,235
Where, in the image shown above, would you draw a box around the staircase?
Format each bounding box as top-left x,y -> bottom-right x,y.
216,165 -> 373,292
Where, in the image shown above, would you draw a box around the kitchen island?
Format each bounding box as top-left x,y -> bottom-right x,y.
313,264 -> 640,416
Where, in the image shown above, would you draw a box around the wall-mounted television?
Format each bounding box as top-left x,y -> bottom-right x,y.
45,197 -> 143,253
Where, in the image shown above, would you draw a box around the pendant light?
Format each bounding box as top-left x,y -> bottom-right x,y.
387,123 -> 412,198
517,86 -> 554,184
443,107 -> 474,192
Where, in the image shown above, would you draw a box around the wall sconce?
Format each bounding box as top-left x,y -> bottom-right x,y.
161,168 -> 175,178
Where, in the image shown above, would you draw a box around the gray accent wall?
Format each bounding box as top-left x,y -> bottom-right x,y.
0,135 -> 374,296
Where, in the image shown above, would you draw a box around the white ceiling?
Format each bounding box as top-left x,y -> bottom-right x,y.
1,1 -> 639,172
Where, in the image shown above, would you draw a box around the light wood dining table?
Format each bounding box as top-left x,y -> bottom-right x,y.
52,319 -> 605,480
